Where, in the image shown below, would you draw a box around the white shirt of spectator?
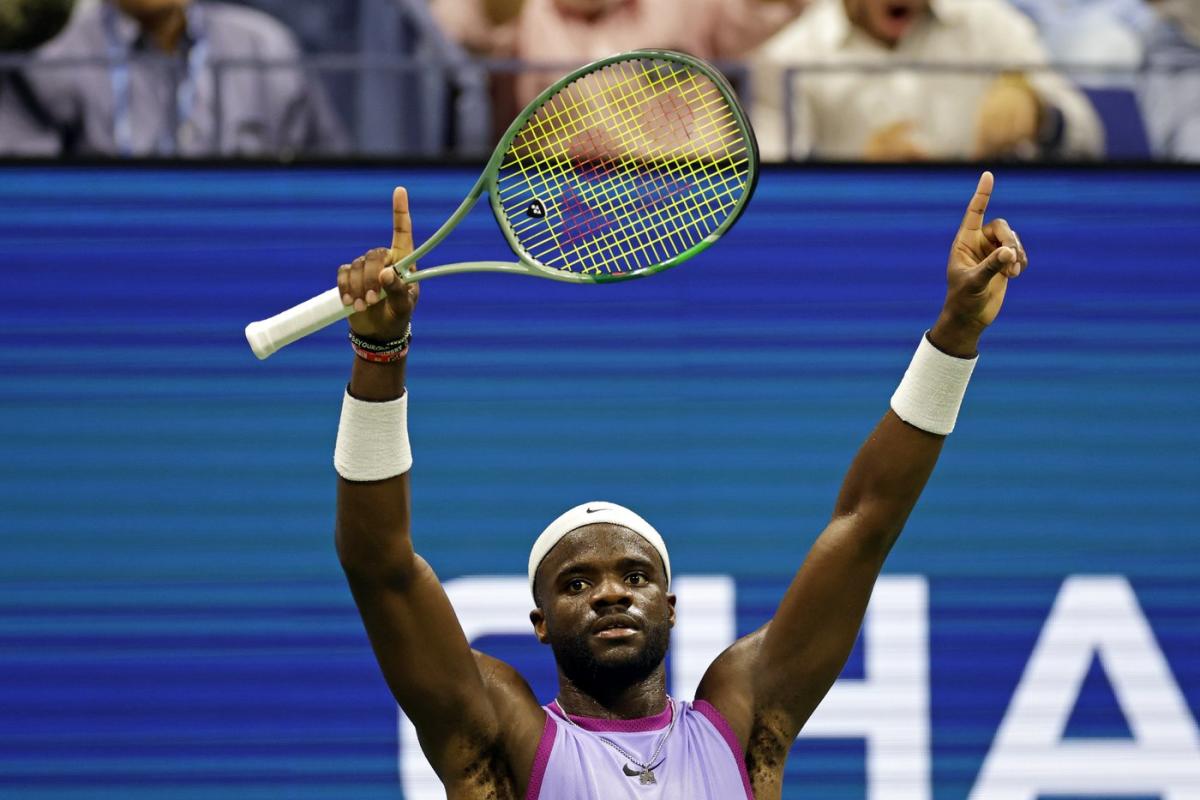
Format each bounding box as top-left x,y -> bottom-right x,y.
752,0 -> 1104,161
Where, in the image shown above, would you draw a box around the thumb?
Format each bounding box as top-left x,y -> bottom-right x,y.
969,245 -> 1019,286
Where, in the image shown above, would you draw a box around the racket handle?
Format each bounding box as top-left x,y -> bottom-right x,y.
245,286 -> 353,360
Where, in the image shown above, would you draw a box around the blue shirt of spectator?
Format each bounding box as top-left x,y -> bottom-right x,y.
16,0 -> 347,157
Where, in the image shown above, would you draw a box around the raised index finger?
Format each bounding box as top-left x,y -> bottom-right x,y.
960,171 -> 994,232
390,186 -> 413,258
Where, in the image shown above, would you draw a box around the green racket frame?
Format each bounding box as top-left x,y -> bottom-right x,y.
245,49 -> 758,359
397,49 -> 760,285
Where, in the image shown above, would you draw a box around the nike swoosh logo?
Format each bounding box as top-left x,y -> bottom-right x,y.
586,506 -> 605,513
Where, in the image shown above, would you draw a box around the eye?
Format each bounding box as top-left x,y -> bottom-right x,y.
566,578 -> 589,593
626,572 -> 648,586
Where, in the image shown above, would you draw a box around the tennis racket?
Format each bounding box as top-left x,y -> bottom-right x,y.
245,49 -> 759,359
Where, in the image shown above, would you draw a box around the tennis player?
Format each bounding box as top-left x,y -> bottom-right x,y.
332,173 -> 1027,799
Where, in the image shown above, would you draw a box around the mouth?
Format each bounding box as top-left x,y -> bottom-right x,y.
592,614 -> 640,639
878,2 -> 918,38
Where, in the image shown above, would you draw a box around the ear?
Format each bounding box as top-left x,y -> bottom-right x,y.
666,593 -> 677,629
530,608 -> 550,644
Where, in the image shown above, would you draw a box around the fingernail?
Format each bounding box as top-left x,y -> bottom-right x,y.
354,299 -> 366,312
342,293 -> 353,306
366,290 -> 378,304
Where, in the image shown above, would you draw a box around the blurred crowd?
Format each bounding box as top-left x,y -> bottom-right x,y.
0,0 -> 1196,161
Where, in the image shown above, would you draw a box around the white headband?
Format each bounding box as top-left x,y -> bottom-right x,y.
527,501 -> 671,598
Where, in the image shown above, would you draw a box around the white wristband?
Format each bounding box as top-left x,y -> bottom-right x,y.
890,333 -> 977,436
334,390 -> 412,481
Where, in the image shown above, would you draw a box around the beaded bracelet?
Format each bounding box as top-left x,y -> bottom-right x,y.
349,324 -> 411,364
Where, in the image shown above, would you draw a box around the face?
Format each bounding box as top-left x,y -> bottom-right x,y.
530,525 -> 675,694
844,0 -> 929,46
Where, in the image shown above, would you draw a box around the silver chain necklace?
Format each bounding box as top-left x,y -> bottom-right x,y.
555,697 -> 678,785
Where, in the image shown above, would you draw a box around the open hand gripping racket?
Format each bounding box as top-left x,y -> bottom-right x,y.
246,49 -> 759,359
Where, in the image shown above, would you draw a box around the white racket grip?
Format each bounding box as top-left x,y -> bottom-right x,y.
245,286 -> 355,359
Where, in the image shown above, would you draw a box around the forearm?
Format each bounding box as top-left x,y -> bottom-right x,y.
832,319 -> 980,542
336,358 -> 414,577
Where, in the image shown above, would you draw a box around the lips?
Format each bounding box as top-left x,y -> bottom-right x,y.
592,614 -> 640,638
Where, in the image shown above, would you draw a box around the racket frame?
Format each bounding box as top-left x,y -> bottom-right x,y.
244,50 -> 758,358
396,49 -> 760,285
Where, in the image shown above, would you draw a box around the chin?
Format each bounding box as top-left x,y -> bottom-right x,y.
589,648 -> 663,685
554,629 -> 670,689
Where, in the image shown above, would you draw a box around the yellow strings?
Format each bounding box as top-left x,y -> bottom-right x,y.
496,57 -> 751,274
507,62 -> 734,260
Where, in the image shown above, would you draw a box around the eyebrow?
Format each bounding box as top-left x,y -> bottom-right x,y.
553,555 -> 659,580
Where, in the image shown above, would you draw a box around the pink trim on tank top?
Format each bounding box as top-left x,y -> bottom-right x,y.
546,697 -> 674,732
524,712 -> 558,800
693,700 -> 755,800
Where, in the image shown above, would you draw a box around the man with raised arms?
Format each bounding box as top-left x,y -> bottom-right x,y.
331,171 -> 1027,799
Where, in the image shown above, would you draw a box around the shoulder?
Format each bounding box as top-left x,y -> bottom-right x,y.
199,1 -> 303,57
471,650 -> 547,737
693,626 -> 766,741
470,650 -> 548,794
933,0 -> 1039,35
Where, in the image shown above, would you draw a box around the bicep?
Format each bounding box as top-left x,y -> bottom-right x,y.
344,554 -> 501,771
759,516 -> 888,729
699,516 -> 888,739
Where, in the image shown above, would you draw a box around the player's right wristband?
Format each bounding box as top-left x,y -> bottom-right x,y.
890,332 -> 977,436
334,390 -> 412,481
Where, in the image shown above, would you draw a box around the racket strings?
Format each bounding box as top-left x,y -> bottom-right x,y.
512,95 -> 743,268
495,56 -> 752,275
508,62 -> 740,264
557,77 -> 747,270
567,75 -> 747,272
499,62 -> 739,256
520,77 -> 744,242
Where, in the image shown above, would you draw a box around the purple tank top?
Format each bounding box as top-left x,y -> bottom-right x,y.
526,697 -> 754,800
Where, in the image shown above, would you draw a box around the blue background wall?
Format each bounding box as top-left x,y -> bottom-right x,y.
1,164 -> 1197,797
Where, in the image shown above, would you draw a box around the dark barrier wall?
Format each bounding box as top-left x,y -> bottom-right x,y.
2,165 -> 1198,798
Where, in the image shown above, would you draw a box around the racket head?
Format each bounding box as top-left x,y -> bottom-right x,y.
485,50 -> 759,284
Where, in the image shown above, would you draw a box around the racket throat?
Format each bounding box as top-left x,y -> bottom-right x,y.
403,260 -> 576,283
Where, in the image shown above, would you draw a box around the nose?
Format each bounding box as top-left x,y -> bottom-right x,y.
590,574 -> 632,608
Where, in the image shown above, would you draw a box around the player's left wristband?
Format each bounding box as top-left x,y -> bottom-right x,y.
334,390 -> 412,481
890,332 -> 977,436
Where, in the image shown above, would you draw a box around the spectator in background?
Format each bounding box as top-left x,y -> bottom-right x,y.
11,0 -> 347,157
1139,0 -> 1200,160
0,0 -> 75,154
752,0 -> 1104,161
429,0 -> 810,126
1007,0 -> 1153,82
